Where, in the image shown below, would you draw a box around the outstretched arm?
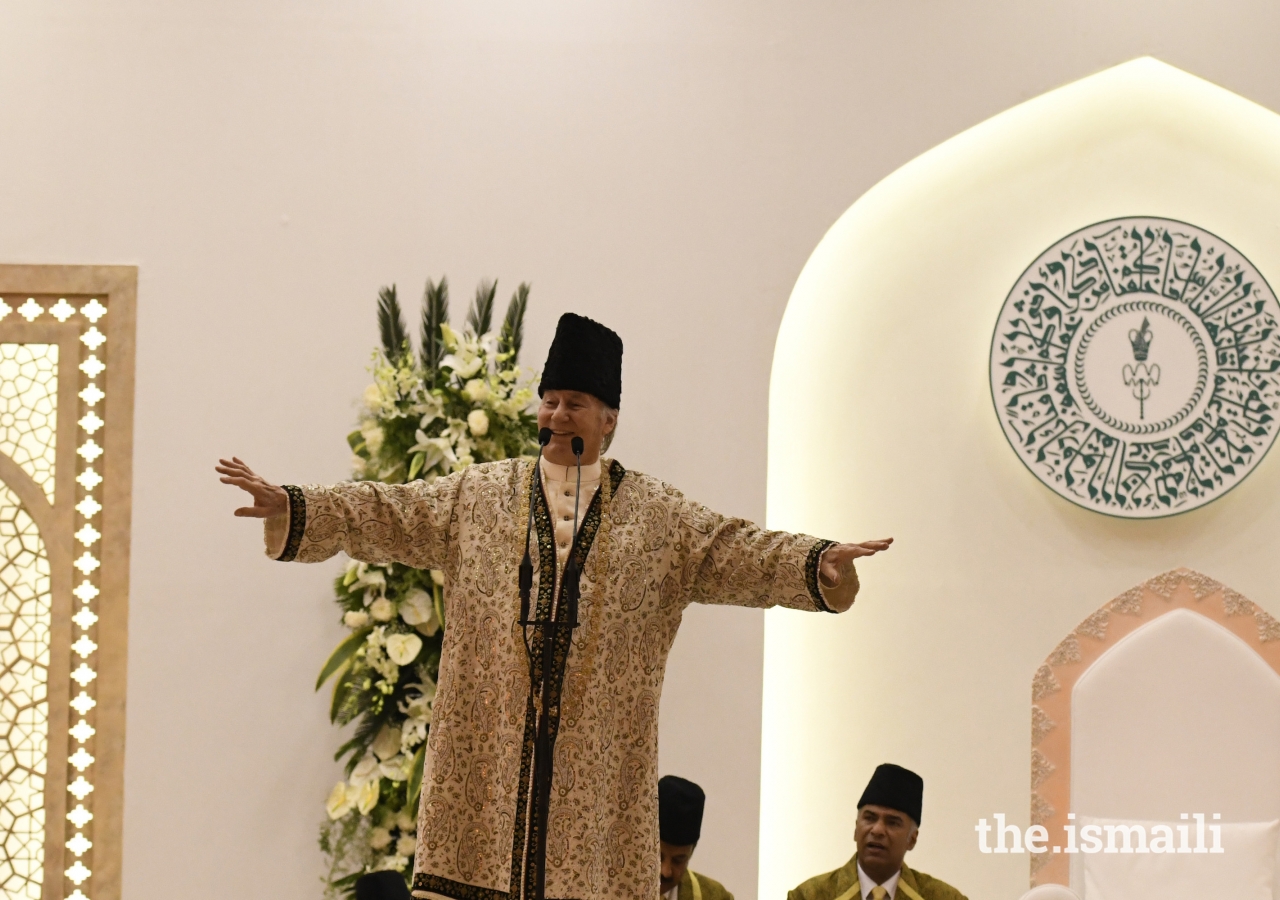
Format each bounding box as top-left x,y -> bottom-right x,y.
817,538 -> 893,612
216,457 -> 461,568
676,489 -> 891,613
217,457 -> 289,518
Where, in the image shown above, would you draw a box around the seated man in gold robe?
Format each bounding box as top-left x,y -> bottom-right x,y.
660,775 -> 733,900
788,764 -> 967,900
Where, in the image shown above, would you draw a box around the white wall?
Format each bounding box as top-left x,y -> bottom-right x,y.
762,58 -> 1280,900
0,3 -> 1279,899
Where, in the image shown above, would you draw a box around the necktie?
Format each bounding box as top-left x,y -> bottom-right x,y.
869,888 -> 889,900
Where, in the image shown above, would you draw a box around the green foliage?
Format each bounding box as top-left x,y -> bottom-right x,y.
377,286 -> 410,363
500,283 -> 530,361
319,276 -> 540,894
419,277 -> 450,379
467,278 -> 497,338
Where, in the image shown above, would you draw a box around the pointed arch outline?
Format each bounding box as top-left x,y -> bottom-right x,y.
1028,568 -> 1280,887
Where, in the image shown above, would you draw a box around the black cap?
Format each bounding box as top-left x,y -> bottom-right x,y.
355,870 -> 412,900
538,313 -> 623,409
857,763 -> 923,825
658,775 -> 705,846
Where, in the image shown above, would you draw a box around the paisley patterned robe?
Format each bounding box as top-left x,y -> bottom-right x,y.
272,457 -> 846,900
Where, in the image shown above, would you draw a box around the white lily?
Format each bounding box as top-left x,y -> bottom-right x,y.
356,779 -> 380,815
379,753 -> 412,782
350,753 -> 380,786
326,781 -> 354,820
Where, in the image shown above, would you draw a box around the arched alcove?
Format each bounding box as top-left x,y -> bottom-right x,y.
760,57 -> 1280,900
1030,569 -> 1280,889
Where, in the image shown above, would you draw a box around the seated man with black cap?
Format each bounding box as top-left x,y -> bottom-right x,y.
660,775 -> 734,900
787,764 -> 967,900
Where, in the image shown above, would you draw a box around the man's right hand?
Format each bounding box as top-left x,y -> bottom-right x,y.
216,457 -> 289,518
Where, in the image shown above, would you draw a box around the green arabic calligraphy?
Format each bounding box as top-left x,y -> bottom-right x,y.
991,217 -> 1280,517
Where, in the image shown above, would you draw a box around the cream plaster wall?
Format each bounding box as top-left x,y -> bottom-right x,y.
763,59 -> 1280,900
0,3 -> 1279,900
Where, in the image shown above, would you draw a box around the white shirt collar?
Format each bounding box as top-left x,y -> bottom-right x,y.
540,459 -> 602,483
857,862 -> 900,900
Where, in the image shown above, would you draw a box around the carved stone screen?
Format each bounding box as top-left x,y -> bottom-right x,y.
0,267 -> 135,900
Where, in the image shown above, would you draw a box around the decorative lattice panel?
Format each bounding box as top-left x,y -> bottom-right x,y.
0,268 -> 134,900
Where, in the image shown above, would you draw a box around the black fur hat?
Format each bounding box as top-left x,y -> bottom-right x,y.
658,775 -> 705,846
857,763 -> 923,825
538,313 -> 623,409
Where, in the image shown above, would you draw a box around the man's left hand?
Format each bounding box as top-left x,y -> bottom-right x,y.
819,538 -> 893,612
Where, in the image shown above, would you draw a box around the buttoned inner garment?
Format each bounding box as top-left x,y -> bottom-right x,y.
539,458 -> 602,568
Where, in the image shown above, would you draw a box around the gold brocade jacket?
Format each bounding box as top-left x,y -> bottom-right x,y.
273,458 -> 844,900
677,869 -> 734,900
786,854 -> 968,900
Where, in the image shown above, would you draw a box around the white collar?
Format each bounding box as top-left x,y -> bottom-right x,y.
540,459 -> 602,482
857,862 -> 900,900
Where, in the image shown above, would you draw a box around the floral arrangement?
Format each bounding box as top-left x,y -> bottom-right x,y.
318,278 -> 540,897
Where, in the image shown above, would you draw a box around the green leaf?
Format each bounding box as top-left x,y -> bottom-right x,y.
377,285 -> 411,362
347,429 -> 364,450
420,277 -> 450,376
406,742 -> 427,812
499,283 -> 529,362
329,664 -> 356,723
467,278 -> 497,336
316,627 -> 371,691
432,581 -> 446,631
408,451 -> 426,481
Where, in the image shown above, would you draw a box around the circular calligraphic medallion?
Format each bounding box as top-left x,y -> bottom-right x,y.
990,217 -> 1280,517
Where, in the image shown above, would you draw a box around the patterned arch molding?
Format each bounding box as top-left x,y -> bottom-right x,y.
0,267 -> 136,900
1028,568 -> 1280,887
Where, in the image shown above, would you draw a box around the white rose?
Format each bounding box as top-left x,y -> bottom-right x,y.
396,835 -> 418,857
372,725 -> 403,761
361,423 -> 385,456
464,379 -> 490,403
369,827 -> 393,850
370,597 -> 395,622
357,779 -> 380,815
363,384 -> 383,409
398,590 -> 434,626
344,610 -> 369,629
395,811 -> 416,831
467,409 -> 489,437
385,633 -> 423,666
325,781 -> 354,820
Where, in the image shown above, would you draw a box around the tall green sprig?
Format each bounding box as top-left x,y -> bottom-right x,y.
420,277 -> 449,383
377,286 -> 410,364
499,283 -> 530,361
466,278 -> 497,337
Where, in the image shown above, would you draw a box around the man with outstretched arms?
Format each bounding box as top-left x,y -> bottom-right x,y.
218,313 -> 892,900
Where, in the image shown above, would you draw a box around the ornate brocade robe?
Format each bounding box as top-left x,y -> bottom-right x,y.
786,855 -> 968,900
271,457 -> 845,900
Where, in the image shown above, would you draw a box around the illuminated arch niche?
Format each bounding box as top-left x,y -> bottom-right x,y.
0,267 -> 135,900
761,58 -> 1280,900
